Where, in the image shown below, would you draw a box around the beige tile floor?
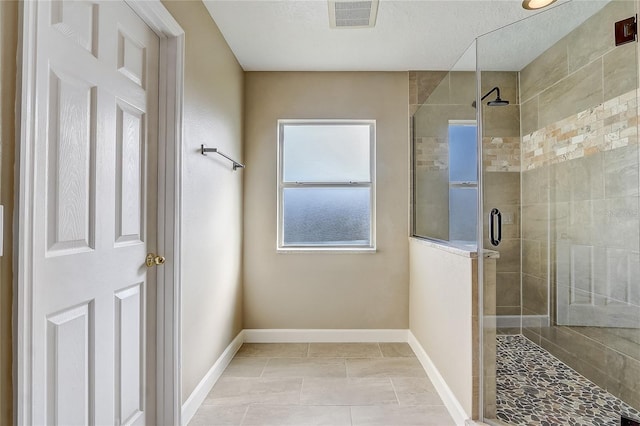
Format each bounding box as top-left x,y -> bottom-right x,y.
189,342 -> 456,426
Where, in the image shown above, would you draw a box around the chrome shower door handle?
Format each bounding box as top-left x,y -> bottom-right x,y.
490,208 -> 502,247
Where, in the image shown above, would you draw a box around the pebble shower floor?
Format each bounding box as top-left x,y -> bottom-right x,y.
496,335 -> 640,425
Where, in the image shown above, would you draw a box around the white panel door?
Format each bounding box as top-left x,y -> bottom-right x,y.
557,241 -> 640,328
31,1 -> 159,424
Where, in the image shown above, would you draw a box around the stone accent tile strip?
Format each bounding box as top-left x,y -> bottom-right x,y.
415,136 -> 522,172
483,137 -> 521,172
523,89 -> 639,171
414,137 -> 448,171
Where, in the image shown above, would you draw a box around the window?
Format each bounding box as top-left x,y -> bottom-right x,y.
448,121 -> 477,242
277,120 -> 376,250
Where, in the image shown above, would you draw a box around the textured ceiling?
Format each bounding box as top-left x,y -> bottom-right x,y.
203,0 -> 610,72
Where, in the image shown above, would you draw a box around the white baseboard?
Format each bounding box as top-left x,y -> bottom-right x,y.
243,328 -> 409,343
495,315 -> 550,329
181,330 -> 245,425
408,331 -> 469,426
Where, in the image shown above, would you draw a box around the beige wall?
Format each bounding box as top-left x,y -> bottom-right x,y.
409,239 -> 476,418
0,1 -> 17,424
162,0 -> 245,404
243,72 -> 409,329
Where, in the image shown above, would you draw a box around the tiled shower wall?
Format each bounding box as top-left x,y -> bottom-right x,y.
480,72 -> 522,318
518,0 -> 640,410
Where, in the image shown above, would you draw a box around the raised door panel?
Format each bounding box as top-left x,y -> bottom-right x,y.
569,244 -> 594,305
117,29 -> 146,88
47,69 -> 97,255
51,1 -> 98,56
115,284 -> 144,425
604,248 -> 636,305
115,100 -> 144,246
46,303 -> 94,425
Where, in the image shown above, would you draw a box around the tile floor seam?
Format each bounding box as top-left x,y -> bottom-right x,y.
388,377 -> 401,406
238,404 -> 250,426
259,358 -> 268,378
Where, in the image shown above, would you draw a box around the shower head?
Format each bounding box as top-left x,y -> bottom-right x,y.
472,86 -> 510,108
487,98 -> 510,107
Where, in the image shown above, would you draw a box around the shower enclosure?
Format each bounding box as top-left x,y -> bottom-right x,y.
478,1 -> 640,423
413,0 -> 640,423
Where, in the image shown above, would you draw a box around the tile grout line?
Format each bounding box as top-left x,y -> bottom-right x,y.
349,404 -> 354,426
238,404 -> 250,426
388,377 -> 401,406
342,357 -> 348,380
259,357 -> 269,378
346,357 -> 351,379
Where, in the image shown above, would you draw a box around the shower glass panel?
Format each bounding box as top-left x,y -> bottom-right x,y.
412,66 -> 477,245
477,1 -> 640,423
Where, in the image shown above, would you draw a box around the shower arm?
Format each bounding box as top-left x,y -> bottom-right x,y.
480,87 -> 501,102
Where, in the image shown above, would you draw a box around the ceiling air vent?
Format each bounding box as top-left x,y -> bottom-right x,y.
328,0 -> 379,29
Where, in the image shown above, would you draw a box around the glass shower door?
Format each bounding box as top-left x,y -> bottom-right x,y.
477,0 -> 640,423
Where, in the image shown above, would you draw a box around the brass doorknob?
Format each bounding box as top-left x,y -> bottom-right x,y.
146,253 -> 166,267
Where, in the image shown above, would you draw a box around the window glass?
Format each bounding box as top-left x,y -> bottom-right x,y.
448,125 -> 477,183
448,123 -> 478,243
282,124 -> 371,182
282,187 -> 371,246
278,121 -> 375,250
449,187 -> 477,242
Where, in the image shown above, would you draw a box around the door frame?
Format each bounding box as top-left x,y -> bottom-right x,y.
14,1 -> 184,424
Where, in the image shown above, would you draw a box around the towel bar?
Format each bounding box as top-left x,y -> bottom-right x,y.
200,144 -> 245,171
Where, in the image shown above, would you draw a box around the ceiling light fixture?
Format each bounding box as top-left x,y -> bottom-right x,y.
522,0 -> 557,10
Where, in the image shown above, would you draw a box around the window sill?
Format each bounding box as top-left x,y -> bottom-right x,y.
277,247 -> 377,254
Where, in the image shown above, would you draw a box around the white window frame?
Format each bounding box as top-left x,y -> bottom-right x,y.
277,119 -> 376,252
